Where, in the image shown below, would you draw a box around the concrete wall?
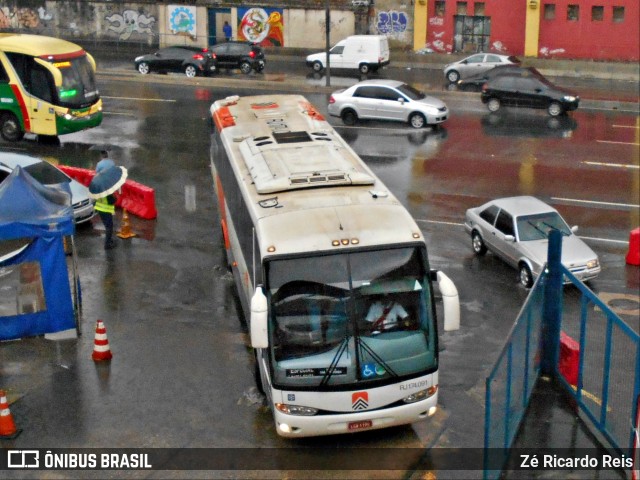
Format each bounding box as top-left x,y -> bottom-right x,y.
284,8 -> 354,49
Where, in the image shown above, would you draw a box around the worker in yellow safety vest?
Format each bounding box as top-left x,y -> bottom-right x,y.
95,194 -> 117,249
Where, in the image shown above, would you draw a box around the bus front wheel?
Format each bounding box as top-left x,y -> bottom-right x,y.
0,113 -> 24,142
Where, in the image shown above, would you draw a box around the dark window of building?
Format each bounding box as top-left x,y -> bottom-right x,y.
543,4 -> 556,20
567,4 -> 579,21
457,2 -> 468,15
474,2 -> 485,15
435,1 -> 445,16
612,6 -> 625,22
591,6 -> 604,21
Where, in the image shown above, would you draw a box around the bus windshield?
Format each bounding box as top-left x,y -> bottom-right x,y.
49,54 -> 99,108
266,246 -> 437,389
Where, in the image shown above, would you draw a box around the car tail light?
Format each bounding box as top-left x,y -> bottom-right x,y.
329,95 -> 335,104
202,48 -> 209,53
481,83 -> 488,92
249,50 -> 256,59
193,54 -> 204,60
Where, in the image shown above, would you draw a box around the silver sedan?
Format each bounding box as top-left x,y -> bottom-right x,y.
464,196 -> 600,288
443,53 -> 520,83
328,79 -> 448,129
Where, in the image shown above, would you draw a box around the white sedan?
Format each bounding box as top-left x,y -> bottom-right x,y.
464,196 -> 600,288
327,79 -> 448,129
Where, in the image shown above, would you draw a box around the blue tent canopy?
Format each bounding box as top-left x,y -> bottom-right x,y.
0,166 -> 77,340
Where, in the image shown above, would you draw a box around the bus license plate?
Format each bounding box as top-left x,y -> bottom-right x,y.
348,420 -> 372,431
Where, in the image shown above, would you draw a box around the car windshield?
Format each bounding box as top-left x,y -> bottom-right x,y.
266,247 -> 436,389
396,83 -> 425,100
517,212 -> 572,241
23,162 -> 69,185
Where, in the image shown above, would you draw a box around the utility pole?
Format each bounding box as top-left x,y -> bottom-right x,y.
325,0 -> 331,87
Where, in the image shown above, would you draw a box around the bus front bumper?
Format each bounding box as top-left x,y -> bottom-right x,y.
272,395 -> 438,438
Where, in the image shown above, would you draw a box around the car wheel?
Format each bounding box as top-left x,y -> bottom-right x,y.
137,62 -> 150,75
547,101 -> 563,117
184,65 -> 197,78
409,112 -> 426,129
0,113 -> 24,142
472,231 -> 488,255
312,61 -> 323,72
519,263 -> 534,288
487,97 -> 501,113
341,109 -> 358,126
446,70 -> 460,83
240,61 -> 252,74
359,63 -> 370,74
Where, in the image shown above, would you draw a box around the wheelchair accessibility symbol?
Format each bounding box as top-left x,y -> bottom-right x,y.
361,363 -> 386,378
361,363 -> 376,378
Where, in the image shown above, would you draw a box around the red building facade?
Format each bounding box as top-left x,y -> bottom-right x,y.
424,0 -> 639,61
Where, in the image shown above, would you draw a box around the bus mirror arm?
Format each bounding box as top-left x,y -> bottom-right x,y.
250,285 -> 269,348
435,271 -> 460,331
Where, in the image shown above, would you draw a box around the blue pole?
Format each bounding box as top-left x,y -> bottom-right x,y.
541,229 -> 563,375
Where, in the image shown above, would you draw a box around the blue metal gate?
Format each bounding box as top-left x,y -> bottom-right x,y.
484,231 -> 640,479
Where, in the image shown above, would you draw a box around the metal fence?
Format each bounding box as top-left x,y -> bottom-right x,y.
483,231 -> 640,479
483,271 -> 545,479
556,267 -> 640,464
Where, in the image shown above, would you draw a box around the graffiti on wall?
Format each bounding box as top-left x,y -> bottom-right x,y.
376,10 -> 407,35
427,17 -> 450,52
0,6 -> 53,29
105,9 -> 156,40
238,7 -> 284,47
540,47 -> 566,57
168,5 -> 196,38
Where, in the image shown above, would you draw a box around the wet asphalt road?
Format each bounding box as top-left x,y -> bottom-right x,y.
0,64 -> 638,479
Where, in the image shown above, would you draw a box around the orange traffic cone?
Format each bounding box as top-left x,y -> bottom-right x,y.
92,319 -> 113,361
117,209 -> 136,239
0,389 -> 21,439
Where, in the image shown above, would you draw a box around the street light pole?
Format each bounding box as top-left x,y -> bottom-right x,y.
325,0 -> 331,87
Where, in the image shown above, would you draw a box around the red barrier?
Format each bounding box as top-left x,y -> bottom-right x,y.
626,228 -> 640,266
117,180 -> 157,220
57,166 -> 157,220
58,165 -> 95,187
559,331 -> 580,386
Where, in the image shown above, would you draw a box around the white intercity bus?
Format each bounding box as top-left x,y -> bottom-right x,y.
209,94 -> 459,437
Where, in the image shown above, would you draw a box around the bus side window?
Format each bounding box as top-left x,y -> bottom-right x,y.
0,61 -> 8,83
29,64 -> 54,103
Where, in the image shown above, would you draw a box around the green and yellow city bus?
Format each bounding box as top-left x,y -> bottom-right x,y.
0,33 -> 102,141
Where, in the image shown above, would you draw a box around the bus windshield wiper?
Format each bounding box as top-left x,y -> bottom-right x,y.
320,335 -> 349,387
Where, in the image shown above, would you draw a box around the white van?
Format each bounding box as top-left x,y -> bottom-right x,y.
306,35 -> 390,74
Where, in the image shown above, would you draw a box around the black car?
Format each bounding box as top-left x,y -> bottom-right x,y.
481,75 -> 579,116
134,46 -> 217,78
455,65 -> 543,91
209,41 -> 265,74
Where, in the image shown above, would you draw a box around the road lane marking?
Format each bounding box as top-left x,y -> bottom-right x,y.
102,96 -> 176,102
596,140 -> 640,146
613,124 -> 640,129
578,236 -> 629,245
583,161 -> 639,169
416,219 -> 464,227
552,196 -> 639,209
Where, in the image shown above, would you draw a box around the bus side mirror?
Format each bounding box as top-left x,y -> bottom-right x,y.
436,271 -> 460,331
250,286 -> 269,348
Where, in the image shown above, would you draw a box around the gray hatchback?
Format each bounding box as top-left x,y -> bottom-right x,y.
464,196 -> 600,287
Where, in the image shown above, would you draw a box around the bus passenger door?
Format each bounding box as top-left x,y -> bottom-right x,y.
25,63 -> 56,135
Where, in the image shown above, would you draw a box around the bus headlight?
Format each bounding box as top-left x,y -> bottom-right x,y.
275,403 -> 318,416
403,386 -> 438,404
